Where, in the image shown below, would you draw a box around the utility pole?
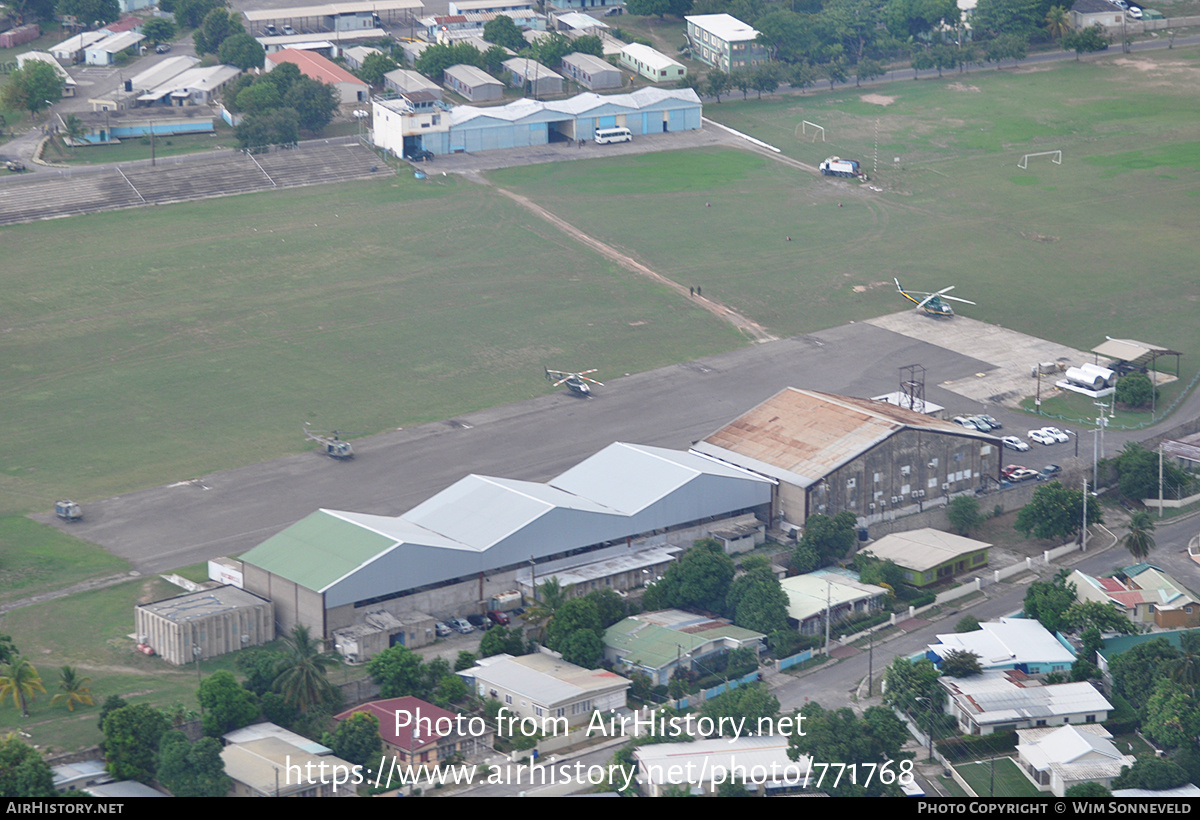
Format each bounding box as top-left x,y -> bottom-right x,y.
1082,479 -> 1088,550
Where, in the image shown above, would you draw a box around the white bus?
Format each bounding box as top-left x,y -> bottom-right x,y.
594,127 -> 632,145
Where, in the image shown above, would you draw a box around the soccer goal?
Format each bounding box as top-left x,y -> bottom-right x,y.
802,121 -> 825,142
1018,150 -> 1062,169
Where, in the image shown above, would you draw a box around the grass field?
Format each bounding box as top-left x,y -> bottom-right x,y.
495,52 -> 1200,382
0,170 -> 743,517
955,757 -> 1042,798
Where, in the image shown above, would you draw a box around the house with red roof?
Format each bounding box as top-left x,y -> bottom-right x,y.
335,697 -> 493,765
265,49 -> 369,104
1070,565 -> 1200,629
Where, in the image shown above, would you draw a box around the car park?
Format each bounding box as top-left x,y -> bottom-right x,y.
1002,435 -> 1030,452
435,621 -> 452,637
1028,429 -> 1055,446
1043,427 -> 1070,443
449,617 -> 473,634
487,610 -> 510,626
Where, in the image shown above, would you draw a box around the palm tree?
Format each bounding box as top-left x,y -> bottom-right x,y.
62,114 -> 86,155
1045,5 -> 1071,42
524,576 -> 571,642
50,666 -> 94,712
273,625 -> 339,713
1122,510 -> 1157,561
0,657 -> 46,717
1169,630 -> 1200,696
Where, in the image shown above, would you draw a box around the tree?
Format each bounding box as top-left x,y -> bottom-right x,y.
1062,600 -> 1136,636
236,81 -> 283,116
1065,782 -> 1112,797
358,51 -> 399,86
939,649 -> 982,678
854,58 -> 884,87
219,32 -> 266,70
799,512 -> 858,568
0,636 -> 15,666
479,625 -> 527,658
327,711 -> 382,771
972,0 -> 1041,37
1169,630 -> 1200,696
483,14 -> 526,51
367,644 -> 426,699
97,694 -> 127,729
704,69 -> 731,103
2,61 -> 63,118
1113,442 -> 1191,502
416,42 -> 483,79
173,0 -> 223,29
571,35 -> 605,59
1044,4 -> 1070,40
556,629 -> 605,668
755,10 -> 818,63
197,670 -> 260,736
1062,23 -> 1110,59
50,665 -> 94,712
1023,570 -> 1077,633
546,597 -> 602,651
1112,754 -> 1190,791
526,576 -> 571,640
1115,372 -> 1155,407
0,734 -> 55,798
947,496 -> 984,536
882,656 -> 944,714
725,558 -> 790,635
157,730 -> 231,797
193,7 -> 242,55
750,63 -> 781,98
102,703 -> 170,783
6,0 -> 58,25
626,0 -> 671,16
1110,637 -> 1179,712
700,682 -> 779,734
954,615 -> 981,633
0,658 -> 45,717
141,17 -> 178,46
258,61 -> 302,97
285,76 -> 338,133
56,0 -> 119,25
983,32 -> 1029,67
236,108 -> 300,150
531,32 -> 574,68
273,624 -> 339,713
1142,680 -> 1198,748
789,703 -> 908,796
435,672 -> 468,706
454,651 -> 478,672
588,588 -> 627,628
643,538 -> 735,613
481,45 -> 508,77
1015,481 -> 1102,542
1119,510 -> 1157,562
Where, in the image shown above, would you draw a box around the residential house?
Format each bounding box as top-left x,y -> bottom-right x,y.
461,650 -> 630,727
1016,725 -> 1134,797
926,617 -> 1076,675
859,528 -> 990,587
604,609 -> 765,685
940,669 -> 1113,736
334,696 -> 493,765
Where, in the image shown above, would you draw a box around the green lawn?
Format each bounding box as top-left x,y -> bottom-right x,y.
0,518 -> 129,607
955,757 -> 1043,798
40,125 -> 238,166
496,52 -> 1200,385
0,171 -> 743,517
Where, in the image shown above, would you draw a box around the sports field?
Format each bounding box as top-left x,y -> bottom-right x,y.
493,52 -> 1200,369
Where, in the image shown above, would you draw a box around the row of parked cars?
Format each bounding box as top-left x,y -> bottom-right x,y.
435,610 -> 515,637
1110,0 -> 1145,18
1002,463 -> 1062,483
952,414 -> 1002,432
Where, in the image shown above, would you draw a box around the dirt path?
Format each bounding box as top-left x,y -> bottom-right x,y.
482,182 -> 778,344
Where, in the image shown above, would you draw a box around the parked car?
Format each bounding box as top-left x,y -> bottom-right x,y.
1001,464 -> 1026,480
1038,464 -> 1062,481
1010,468 -> 1040,482
466,613 -> 488,630
1128,5 -> 1143,18
264,24 -> 278,36
404,149 -> 435,163
283,24 -> 296,35
979,415 -> 1002,430
968,415 -> 997,431
1043,426 -> 1070,443
155,43 -> 171,53
1002,435 -> 1030,452
1112,0 -> 1129,8
953,416 -> 982,431
435,621 -> 452,637
487,610 -> 510,626
448,617 -> 473,634
1028,429 -> 1055,446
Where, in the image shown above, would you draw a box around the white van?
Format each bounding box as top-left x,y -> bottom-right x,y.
594,127 -> 632,145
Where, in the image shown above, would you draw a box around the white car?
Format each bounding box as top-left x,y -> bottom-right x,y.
448,617 -> 474,634
1112,0 -> 1128,7
283,24 -> 297,35
1128,6 -> 1142,18
1002,435 -> 1030,452
1043,426 -> 1070,443
1028,429 -> 1055,446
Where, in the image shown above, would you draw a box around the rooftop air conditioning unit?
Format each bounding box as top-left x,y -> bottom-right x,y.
891,496 -> 900,504
942,483 -> 950,491
869,502 -> 876,511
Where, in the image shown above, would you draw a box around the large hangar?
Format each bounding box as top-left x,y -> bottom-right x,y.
238,442 -> 772,641
692,388 -> 1001,530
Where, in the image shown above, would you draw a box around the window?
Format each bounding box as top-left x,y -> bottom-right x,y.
505,694 -> 512,704
1086,715 -> 1096,723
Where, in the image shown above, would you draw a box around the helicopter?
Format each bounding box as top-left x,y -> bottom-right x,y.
545,367 -> 603,397
894,278 -> 976,317
303,423 -> 360,459
55,499 -> 82,521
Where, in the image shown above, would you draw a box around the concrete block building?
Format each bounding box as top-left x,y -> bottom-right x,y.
443,63 -> 505,101
135,586 -> 274,665
618,42 -> 686,83
560,51 -> 621,89
684,13 -> 767,72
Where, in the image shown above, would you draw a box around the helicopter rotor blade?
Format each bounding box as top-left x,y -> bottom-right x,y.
916,293 -> 938,309
940,295 -> 976,305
